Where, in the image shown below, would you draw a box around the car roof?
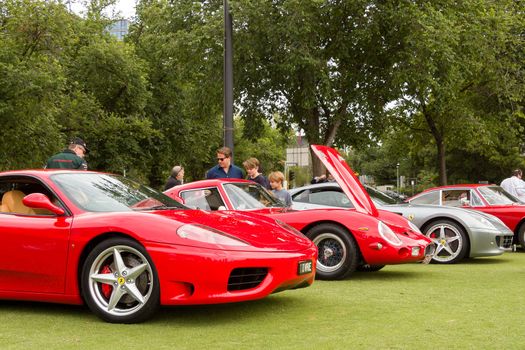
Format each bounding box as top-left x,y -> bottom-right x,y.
422,184 -> 495,192
0,169 -> 104,178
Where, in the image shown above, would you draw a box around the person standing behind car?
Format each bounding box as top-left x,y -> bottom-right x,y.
500,169 -> 525,202
206,146 -> 244,179
164,165 -> 184,190
269,171 -> 292,207
243,157 -> 270,189
45,137 -> 88,170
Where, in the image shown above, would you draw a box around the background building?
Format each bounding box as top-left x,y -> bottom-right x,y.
107,19 -> 129,41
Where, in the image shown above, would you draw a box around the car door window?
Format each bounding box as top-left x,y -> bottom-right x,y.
292,189 -> 311,203
470,190 -> 484,206
308,189 -> 352,208
410,191 -> 440,205
0,177 -> 62,216
180,188 -> 224,210
442,190 -> 470,207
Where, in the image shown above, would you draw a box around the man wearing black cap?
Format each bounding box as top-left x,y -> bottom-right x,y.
45,137 -> 89,170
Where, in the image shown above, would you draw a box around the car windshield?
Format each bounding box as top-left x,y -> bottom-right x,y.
478,186 -> 521,205
223,183 -> 283,210
365,186 -> 401,205
52,173 -> 186,212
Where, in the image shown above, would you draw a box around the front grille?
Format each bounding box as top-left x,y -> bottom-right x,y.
227,268 -> 268,291
496,235 -> 514,249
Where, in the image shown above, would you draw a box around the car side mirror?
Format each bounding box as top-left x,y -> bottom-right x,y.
23,193 -> 65,215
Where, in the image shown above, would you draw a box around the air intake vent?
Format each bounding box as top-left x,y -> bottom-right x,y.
496,235 -> 513,249
228,268 -> 268,291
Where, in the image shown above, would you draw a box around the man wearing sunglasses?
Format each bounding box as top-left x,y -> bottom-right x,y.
45,137 -> 89,170
205,146 -> 244,179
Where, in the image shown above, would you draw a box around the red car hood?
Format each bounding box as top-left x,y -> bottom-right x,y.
155,209 -> 313,250
311,145 -> 379,217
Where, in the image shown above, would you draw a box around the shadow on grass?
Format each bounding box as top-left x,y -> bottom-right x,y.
348,269 -> 426,281
0,293 -> 305,325
457,256 -> 512,265
152,295 -> 300,324
0,300 -> 90,318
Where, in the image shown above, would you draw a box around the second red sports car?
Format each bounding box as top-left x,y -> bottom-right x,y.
165,145 -> 434,280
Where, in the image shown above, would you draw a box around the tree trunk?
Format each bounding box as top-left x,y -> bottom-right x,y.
437,139 -> 447,185
423,109 -> 447,185
310,148 -> 325,177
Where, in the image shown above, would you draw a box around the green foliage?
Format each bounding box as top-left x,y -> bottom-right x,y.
128,0 -> 226,186
234,118 -> 291,175
0,0 -> 523,190
70,40 -> 151,116
383,0 -> 524,185
231,0 -> 391,175
0,0 -> 70,169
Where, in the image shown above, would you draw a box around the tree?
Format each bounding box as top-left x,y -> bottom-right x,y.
231,0 -> 396,176
385,0 -> 524,185
0,0 -> 161,180
129,0 -> 226,185
233,117 -> 292,174
0,0 -> 74,169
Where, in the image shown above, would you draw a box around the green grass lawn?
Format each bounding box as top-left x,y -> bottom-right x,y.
1,252 -> 525,349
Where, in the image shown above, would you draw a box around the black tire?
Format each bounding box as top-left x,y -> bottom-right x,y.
81,237 -> 160,323
356,264 -> 385,272
422,219 -> 469,264
306,223 -> 358,280
518,224 -> 525,251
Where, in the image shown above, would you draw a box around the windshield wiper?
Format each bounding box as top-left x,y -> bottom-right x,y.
135,205 -> 181,211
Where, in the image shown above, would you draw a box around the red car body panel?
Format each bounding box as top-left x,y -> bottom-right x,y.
408,184 -> 525,234
310,145 -> 379,216
0,170 -> 316,307
166,178 -> 432,267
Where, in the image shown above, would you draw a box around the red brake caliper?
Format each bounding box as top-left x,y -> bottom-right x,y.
101,265 -> 113,299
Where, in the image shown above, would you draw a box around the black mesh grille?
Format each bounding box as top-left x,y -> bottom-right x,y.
228,268 -> 268,291
496,236 -> 513,249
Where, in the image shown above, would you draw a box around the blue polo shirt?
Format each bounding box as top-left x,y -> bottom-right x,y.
206,164 -> 244,179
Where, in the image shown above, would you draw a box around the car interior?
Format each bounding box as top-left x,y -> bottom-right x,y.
0,178 -> 61,215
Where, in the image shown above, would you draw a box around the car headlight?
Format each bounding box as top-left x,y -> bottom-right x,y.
378,221 -> 402,246
275,220 -> 307,238
177,224 -> 249,246
407,220 -> 423,234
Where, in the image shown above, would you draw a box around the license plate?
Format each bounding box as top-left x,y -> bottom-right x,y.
298,260 -> 313,275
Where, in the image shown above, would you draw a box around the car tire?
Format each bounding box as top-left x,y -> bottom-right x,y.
81,237 -> 160,323
422,220 -> 469,264
356,264 -> 385,272
518,224 -> 525,251
306,223 -> 358,280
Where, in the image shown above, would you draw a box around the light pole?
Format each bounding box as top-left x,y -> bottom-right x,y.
396,163 -> 400,193
223,0 -> 234,158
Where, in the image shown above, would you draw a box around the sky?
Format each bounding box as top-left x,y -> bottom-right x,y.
70,0 -> 137,19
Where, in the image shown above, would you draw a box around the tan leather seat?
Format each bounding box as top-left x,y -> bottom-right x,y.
1,190 -> 36,215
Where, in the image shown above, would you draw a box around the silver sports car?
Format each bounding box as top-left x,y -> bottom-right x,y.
289,183 -> 513,263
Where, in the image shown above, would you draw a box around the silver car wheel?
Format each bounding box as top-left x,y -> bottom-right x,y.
88,245 -> 154,318
312,233 -> 347,273
425,222 -> 464,263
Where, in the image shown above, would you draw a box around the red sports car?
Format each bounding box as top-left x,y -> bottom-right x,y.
0,170 -> 316,323
407,184 -> 525,248
165,145 -> 434,280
